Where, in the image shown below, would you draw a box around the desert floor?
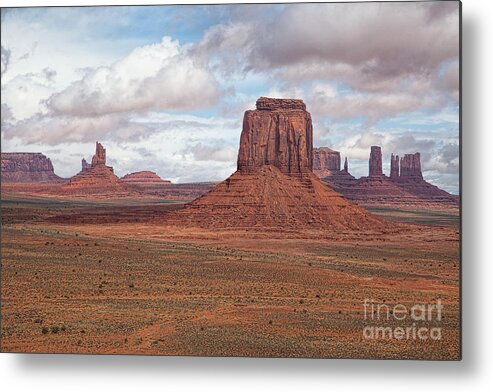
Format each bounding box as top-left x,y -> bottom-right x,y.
1,195 -> 460,359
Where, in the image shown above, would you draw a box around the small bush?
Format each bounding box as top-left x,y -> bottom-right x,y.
42,327 -> 49,334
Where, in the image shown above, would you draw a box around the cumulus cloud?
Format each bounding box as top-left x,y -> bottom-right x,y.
308,83 -> 445,124
1,67 -> 60,121
184,141 -> 237,162
47,37 -> 220,117
250,3 -> 458,88
196,2 -> 459,122
427,142 -> 459,174
1,45 -> 11,75
1,104 -> 14,129
3,36 -> 223,145
4,112 -> 154,145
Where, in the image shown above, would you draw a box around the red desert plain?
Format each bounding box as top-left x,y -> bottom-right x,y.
1,98 -> 460,359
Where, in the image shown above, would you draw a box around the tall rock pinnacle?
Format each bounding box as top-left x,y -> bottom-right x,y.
369,146 -> 383,177
237,97 -> 313,175
91,142 -> 106,167
390,153 -> 400,179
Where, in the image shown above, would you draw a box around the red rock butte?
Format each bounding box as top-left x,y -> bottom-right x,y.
64,142 -> 124,191
167,97 -> 389,231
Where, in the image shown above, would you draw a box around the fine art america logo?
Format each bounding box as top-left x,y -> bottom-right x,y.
363,299 -> 444,341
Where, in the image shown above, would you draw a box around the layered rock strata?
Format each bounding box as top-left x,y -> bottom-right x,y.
237,97 -> 313,175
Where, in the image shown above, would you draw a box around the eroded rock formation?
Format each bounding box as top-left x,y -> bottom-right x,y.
322,146 -> 458,210
369,146 -> 383,177
400,153 -> 423,179
390,154 -> 400,180
1,153 -> 63,183
64,142 -> 123,192
91,142 -> 106,167
167,97 -> 389,231
237,97 -> 313,175
81,158 -> 91,173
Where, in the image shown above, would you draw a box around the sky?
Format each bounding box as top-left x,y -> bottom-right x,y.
0,2 -> 460,193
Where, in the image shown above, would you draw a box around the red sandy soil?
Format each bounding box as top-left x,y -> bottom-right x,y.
1,195 -> 459,359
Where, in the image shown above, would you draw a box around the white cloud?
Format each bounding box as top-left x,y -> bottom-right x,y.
1,45 -> 10,75
0,4 -> 459,192
196,1 -> 459,122
308,85 -> 445,124
184,141 -> 237,162
47,37 -> 220,117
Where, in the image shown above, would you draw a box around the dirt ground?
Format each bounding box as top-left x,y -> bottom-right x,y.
0,195 -> 460,359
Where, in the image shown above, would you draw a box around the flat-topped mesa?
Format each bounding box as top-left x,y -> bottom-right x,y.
369,146 -> 383,177
313,147 -> 341,174
400,153 -> 423,179
256,97 -> 306,111
0,152 -> 63,183
91,142 -> 106,167
390,153 -> 400,180
237,97 -> 313,175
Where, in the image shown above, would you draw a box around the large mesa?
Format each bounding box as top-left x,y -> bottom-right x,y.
166,97 -> 389,231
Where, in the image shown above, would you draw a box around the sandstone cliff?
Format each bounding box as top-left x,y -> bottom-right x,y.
237,97 -> 313,175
